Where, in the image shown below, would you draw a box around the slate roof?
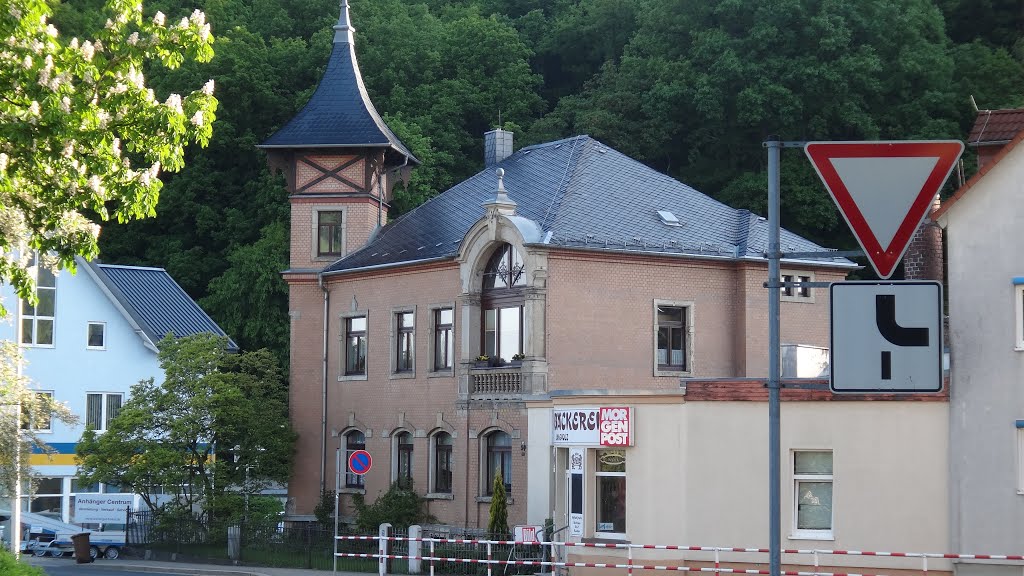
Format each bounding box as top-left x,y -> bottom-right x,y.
967,108 -> 1024,145
324,136 -> 854,274
257,3 -> 417,164
84,259 -> 238,352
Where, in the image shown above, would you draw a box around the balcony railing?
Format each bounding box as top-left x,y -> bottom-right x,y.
470,367 -> 522,396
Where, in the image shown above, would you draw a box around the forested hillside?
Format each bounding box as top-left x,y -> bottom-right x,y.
54,0 -> 1024,363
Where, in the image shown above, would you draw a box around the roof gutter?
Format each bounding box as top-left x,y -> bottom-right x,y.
320,255 -> 455,278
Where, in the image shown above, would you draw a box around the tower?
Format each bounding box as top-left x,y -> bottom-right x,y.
258,0 -> 417,271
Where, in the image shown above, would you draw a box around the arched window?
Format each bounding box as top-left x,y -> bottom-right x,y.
432,432 -> 453,494
485,431 -> 512,494
395,431 -> 413,485
481,244 -> 525,363
345,430 -> 366,488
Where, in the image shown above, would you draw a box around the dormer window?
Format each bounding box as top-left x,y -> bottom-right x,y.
481,243 -> 525,364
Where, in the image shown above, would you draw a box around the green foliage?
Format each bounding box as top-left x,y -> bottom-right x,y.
314,488 -> 336,528
352,480 -> 432,532
75,333 -> 296,513
0,547 -> 45,576
487,469 -> 509,537
0,0 -> 217,314
0,341 -> 77,496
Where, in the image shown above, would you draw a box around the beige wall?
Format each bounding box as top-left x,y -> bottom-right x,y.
537,399 -> 948,569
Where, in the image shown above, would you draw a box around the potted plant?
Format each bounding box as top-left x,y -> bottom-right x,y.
510,353 -> 525,366
474,355 -> 490,368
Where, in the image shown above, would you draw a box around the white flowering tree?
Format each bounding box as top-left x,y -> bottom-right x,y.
0,0 -> 217,313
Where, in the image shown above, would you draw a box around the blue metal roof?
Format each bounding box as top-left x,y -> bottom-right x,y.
87,261 -> 238,351
257,1 -> 417,164
324,136 -> 855,274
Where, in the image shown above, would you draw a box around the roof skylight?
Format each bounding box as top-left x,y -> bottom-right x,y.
657,210 -> 682,227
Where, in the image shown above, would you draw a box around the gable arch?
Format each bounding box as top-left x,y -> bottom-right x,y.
458,216 -> 546,294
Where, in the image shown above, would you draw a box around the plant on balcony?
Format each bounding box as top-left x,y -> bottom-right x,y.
511,353 -> 525,361
475,355 -> 490,368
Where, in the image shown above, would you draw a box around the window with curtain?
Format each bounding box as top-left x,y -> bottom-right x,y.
345,316 -> 367,375
395,312 -> 414,372
396,432 -> 413,485
485,431 -> 512,494
794,451 -> 833,534
656,305 -> 688,372
317,210 -> 344,257
345,431 -> 366,488
433,432 -> 453,493
86,393 -> 122,431
433,308 -> 454,371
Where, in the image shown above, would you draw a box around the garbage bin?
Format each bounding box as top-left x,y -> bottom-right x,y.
71,532 -> 93,564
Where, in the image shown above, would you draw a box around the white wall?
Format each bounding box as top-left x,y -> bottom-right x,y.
942,144 -> 1024,560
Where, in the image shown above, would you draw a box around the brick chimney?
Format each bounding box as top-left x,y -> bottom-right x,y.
484,128 -> 513,167
903,195 -> 943,282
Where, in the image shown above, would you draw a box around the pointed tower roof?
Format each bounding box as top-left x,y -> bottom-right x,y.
258,0 -> 418,164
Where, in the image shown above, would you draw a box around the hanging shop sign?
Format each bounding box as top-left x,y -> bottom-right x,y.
552,406 -> 633,446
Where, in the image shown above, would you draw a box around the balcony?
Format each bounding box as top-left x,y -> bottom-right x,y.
469,366 -> 522,397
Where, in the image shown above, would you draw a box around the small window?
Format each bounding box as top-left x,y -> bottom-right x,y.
317,210 -> 344,257
344,316 -> 367,376
21,391 -> 53,432
86,392 -> 122,432
395,312 -> 414,373
655,301 -> 691,374
595,449 -> 626,535
26,477 -> 65,519
484,306 -> 522,364
21,253 -> 56,347
395,431 -> 413,485
433,308 -> 454,372
782,271 -> 814,301
433,432 -> 453,494
1017,422 -> 1024,494
345,430 -> 366,488
71,478 -> 100,493
485,431 -> 512,495
793,451 -> 833,537
87,322 -> 106,349
1014,283 -> 1024,351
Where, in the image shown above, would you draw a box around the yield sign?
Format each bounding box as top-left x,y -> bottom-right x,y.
804,141 -> 964,278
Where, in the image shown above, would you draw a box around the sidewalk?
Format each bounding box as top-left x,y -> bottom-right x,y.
25,555 -> 373,576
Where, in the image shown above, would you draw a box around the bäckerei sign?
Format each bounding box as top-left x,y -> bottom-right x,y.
552,407 -> 633,446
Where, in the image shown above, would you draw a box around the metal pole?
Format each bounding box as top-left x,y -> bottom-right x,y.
766,136 -> 782,576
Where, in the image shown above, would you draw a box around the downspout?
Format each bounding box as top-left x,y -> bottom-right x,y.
319,271 -> 330,493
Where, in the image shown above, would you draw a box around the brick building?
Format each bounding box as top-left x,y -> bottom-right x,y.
262,5 -> 953,569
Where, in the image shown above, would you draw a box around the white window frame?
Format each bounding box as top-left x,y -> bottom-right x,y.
781,271 -> 816,303
312,206 -> 347,260
1014,282 -> 1024,351
339,310 -> 368,381
23,391 -> 54,433
428,431 -> 455,497
653,299 -> 694,377
593,448 -> 627,539
87,322 -> 106,350
85,392 -> 123,433
791,450 -> 834,540
389,306 -> 416,380
428,304 -> 456,377
21,253 -> 56,348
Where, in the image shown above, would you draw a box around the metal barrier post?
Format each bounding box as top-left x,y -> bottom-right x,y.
715,547 -> 720,575
430,538 -> 435,576
923,553 -> 928,576
379,523 -> 392,576
628,544 -> 634,576
487,540 -> 493,576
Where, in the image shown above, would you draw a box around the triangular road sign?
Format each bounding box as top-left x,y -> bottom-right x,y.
804,141 -> 964,279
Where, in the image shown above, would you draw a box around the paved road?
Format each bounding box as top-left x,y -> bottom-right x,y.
39,565 -> 164,576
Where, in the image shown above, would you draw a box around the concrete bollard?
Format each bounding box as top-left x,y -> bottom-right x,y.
408,525 -> 422,574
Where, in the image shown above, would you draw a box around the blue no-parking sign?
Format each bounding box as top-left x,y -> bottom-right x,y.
348,450 -> 372,475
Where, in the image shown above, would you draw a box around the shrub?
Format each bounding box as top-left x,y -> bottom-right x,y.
314,488 -> 336,528
0,548 -> 45,576
487,469 -> 509,537
352,479 -> 432,531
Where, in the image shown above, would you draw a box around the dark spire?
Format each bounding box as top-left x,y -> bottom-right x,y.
258,0 -> 417,164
